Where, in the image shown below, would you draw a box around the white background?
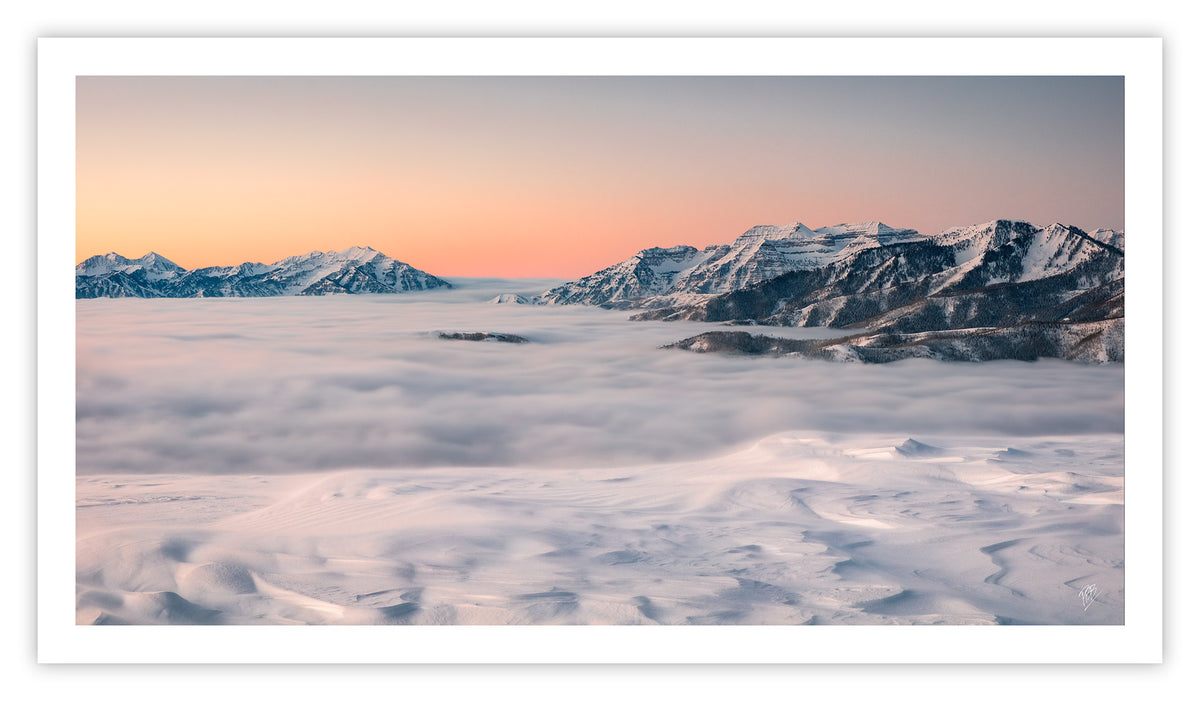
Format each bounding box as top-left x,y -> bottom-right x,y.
7,1 -> 1195,698
37,34 -> 1161,662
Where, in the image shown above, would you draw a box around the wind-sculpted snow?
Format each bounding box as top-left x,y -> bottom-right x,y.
77,432 -> 1124,625
76,280 -> 1124,624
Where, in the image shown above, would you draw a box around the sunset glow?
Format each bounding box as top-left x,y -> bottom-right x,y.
76,76 -> 1124,277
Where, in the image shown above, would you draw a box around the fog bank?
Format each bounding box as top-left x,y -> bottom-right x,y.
76,279 -> 1124,475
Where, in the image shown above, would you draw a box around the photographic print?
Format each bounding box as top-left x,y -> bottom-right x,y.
41,38 -> 1162,663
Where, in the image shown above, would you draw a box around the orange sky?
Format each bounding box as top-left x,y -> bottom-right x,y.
76,77 -> 1124,278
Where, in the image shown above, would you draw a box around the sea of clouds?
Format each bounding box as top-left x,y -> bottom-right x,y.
75,278 -> 1125,475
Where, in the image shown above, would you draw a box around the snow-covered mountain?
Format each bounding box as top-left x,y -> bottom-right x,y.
75,251 -> 186,281
538,221 -> 922,307
535,216 -> 1125,362
541,218 -> 1123,315
76,246 -> 450,298
535,244 -> 710,306
635,218 -> 1125,343
929,220 -> 1122,285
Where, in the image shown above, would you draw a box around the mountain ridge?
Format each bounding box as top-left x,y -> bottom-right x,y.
525,217 -> 1124,363
633,219 -> 1123,330
536,220 -> 929,307
76,246 -> 451,298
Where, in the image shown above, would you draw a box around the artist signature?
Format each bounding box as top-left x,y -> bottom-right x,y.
1078,583 -> 1100,611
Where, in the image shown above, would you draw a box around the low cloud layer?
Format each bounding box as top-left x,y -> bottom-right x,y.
76,279 -> 1124,475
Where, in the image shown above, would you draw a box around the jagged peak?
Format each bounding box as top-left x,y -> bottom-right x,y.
77,252 -> 129,265
77,244 -> 449,297
134,251 -> 184,268
77,250 -> 183,274
1038,223 -> 1126,252
270,245 -> 388,268
975,219 -> 1039,235
734,221 -> 816,243
337,245 -> 382,258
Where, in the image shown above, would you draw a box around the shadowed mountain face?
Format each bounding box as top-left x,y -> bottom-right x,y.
76,247 -> 451,298
634,220 -> 1123,338
437,331 -> 531,344
539,218 -> 1124,363
665,319 -> 1124,364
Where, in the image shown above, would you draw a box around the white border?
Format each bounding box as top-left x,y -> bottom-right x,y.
38,37 -> 1163,664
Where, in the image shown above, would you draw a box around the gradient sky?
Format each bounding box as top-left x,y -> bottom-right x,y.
76,76 -> 1123,278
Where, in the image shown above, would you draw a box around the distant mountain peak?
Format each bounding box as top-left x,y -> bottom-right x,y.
136,251 -> 184,268
855,221 -> 885,235
76,245 -> 450,298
